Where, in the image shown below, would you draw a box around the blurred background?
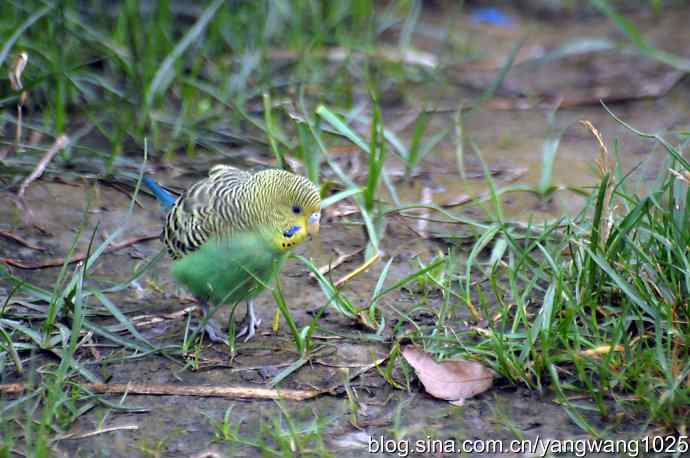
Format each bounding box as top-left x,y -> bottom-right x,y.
1,1 -> 690,456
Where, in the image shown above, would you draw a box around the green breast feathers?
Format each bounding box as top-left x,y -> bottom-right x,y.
170,232 -> 287,306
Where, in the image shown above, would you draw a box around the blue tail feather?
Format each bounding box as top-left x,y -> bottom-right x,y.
143,175 -> 176,210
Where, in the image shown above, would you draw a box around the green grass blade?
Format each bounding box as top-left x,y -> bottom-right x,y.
585,248 -> 658,320
145,0 -> 224,109
537,134 -> 562,196
315,105 -> 369,153
591,0 -> 690,71
0,5 -> 52,68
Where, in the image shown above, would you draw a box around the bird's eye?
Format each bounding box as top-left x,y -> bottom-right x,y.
292,205 -> 302,215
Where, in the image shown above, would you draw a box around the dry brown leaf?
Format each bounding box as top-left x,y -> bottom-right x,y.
402,345 -> 493,403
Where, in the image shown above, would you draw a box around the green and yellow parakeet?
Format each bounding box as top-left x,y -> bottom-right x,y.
143,165 -> 321,343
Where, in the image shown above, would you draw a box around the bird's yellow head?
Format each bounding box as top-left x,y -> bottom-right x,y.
251,169 -> 321,253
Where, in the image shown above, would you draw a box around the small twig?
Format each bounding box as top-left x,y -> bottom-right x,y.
0,230 -> 44,251
439,194 -> 472,208
17,134 -> 69,199
7,52 -> 28,158
325,206 -> 360,219
57,424 -> 139,441
194,360 -> 298,373
334,251 -> 381,287
0,357 -> 389,404
344,356 -> 387,380
314,359 -> 386,369
309,247 -> 364,280
0,232 -> 159,270
310,334 -> 345,340
0,382 -> 324,401
131,306 -> 199,329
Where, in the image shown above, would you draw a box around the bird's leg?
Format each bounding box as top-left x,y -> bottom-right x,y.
195,298 -> 228,345
235,300 -> 261,342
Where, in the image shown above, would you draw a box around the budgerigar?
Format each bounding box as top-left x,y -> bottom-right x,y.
143,165 -> 321,343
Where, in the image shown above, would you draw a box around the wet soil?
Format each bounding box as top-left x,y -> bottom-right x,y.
2,3 -> 689,457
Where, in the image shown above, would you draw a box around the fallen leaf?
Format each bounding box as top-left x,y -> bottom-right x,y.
401,345 -> 493,402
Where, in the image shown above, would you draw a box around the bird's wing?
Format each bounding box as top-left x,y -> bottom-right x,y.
163,165 -> 252,259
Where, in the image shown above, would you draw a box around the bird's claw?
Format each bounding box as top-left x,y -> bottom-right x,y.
189,319 -> 229,345
194,299 -> 260,344
236,316 -> 261,342
202,322 -> 229,345
235,301 -> 260,342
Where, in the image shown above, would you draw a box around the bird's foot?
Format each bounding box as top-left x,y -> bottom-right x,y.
191,320 -> 229,345
235,300 -> 261,342
204,321 -> 229,345
192,298 -> 229,345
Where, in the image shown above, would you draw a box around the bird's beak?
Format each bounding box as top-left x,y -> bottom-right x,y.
306,211 -> 321,236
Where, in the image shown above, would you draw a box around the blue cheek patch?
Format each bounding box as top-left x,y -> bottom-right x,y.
283,225 -> 301,238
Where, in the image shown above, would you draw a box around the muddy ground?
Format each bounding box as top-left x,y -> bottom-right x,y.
2,3 -> 689,457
